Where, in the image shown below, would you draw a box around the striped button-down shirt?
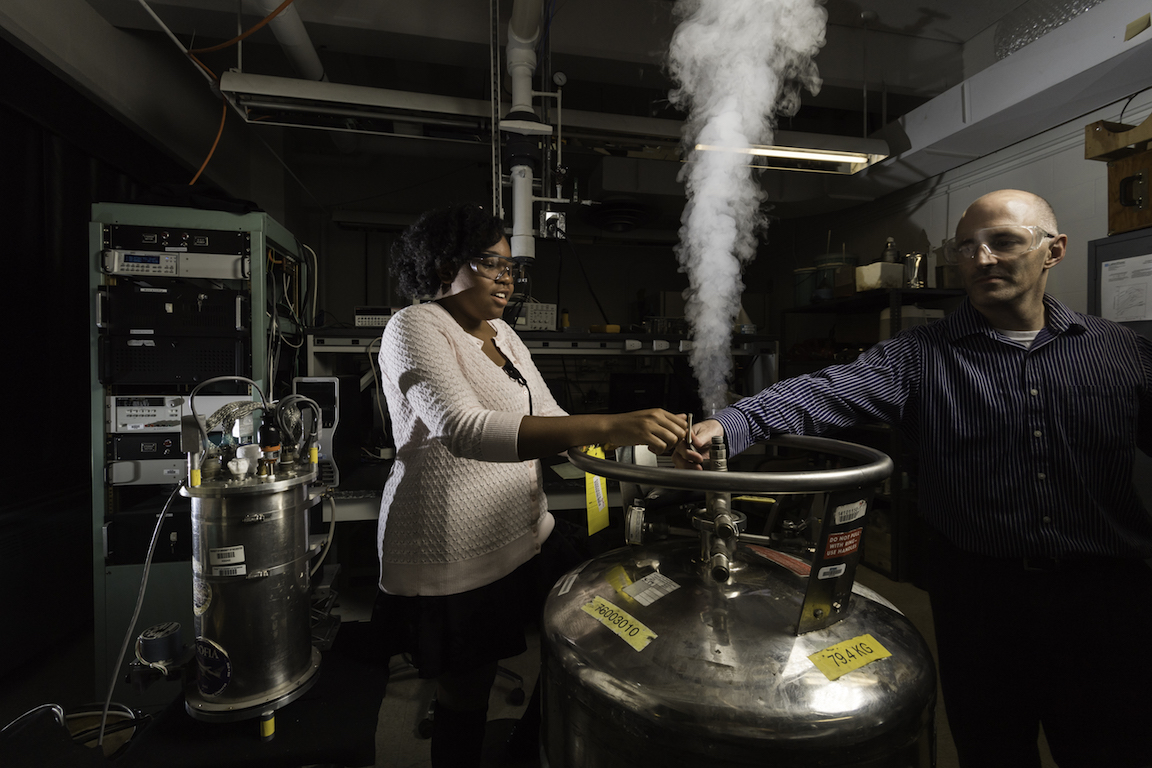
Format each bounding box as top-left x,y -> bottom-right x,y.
714,296 -> 1152,558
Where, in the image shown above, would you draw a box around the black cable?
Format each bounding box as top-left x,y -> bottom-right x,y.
554,239 -> 564,330
1117,84 -> 1152,125
503,360 -> 533,415
563,234 -> 610,324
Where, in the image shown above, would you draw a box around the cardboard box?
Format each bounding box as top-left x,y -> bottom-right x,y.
856,262 -> 904,292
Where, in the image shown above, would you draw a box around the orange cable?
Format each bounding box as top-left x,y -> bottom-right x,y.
190,96 -> 228,185
187,0 -> 298,55
182,0 -> 297,185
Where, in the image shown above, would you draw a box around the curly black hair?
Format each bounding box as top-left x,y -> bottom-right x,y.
390,202 -> 507,298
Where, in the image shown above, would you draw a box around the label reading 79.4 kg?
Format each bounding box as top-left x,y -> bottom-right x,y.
808,634 -> 892,680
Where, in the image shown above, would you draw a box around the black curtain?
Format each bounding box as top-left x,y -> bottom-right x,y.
0,36 -> 191,676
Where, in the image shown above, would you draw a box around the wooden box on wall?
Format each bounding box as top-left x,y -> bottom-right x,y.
1106,150 -> 1151,236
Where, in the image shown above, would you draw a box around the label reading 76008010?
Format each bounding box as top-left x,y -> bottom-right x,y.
581,595 -> 657,651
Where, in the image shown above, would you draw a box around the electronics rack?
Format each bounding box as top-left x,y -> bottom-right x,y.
88,203 -> 306,707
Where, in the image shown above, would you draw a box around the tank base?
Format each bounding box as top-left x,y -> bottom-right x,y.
184,647 -> 322,723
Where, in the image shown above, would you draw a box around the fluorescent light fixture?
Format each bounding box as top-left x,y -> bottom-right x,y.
694,133 -> 888,174
697,144 -> 870,164
218,71 -> 492,142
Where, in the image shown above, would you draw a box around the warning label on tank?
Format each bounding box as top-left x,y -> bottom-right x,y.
823,527 -> 863,559
622,572 -> 679,606
582,595 -> 657,652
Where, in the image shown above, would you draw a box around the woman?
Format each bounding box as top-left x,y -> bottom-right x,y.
376,202 -> 686,766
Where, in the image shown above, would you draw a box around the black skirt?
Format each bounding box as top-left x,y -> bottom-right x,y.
371,519 -> 589,679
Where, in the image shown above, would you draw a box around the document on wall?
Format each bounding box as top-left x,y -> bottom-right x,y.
1100,254 -> 1152,322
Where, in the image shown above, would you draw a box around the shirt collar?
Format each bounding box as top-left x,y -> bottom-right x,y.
459,319 -> 521,366
944,294 -> 1086,342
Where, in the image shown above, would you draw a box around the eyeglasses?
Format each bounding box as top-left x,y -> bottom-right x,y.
468,254 -> 523,282
943,225 -> 1055,264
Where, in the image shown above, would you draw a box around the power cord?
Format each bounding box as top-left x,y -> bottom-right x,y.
97,481 -> 184,747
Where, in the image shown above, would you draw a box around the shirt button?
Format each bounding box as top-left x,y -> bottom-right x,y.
1037,472 -> 1046,480
1042,516 -> 1052,524
1033,430 -> 1042,438
1030,388 -> 1039,396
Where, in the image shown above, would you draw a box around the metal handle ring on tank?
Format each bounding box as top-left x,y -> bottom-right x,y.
569,434 -> 892,587
567,434 -> 892,494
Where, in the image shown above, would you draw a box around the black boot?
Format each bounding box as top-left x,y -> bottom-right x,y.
430,703 -> 488,768
505,679 -> 541,761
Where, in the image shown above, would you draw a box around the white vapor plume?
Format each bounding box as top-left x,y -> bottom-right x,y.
668,0 -> 826,415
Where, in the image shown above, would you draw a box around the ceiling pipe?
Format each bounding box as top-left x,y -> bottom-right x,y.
502,0 -> 549,262
251,0 -> 356,152
252,0 -> 324,81
506,0 -> 540,120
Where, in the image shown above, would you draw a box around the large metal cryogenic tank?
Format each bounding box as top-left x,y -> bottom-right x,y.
180,379 -> 326,722
184,471 -> 322,720
544,436 -> 937,767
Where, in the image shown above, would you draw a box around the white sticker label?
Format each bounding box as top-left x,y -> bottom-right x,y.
209,545 -> 245,565
623,572 -> 680,606
834,500 -> 867,525
592,475 -> 606,510
556,561 -> 588,596
818,563 -> 847,580
212,564 -> 247,577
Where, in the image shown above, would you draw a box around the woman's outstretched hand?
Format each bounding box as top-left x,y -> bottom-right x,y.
605,409 -> 688,455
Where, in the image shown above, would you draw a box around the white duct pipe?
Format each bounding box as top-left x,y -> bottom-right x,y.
510,164 -> 535,260
505,0 -> 545,262
251,0 -> 356,151
506,1 -> 541,117
252,0 -> 325,81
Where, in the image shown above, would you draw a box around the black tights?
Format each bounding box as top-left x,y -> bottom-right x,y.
430,663 -> 497,768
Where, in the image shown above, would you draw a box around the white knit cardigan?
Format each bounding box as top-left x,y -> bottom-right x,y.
376,301 -> 566,596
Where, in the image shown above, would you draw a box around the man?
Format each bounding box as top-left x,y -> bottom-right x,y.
675,189 -> 1152,767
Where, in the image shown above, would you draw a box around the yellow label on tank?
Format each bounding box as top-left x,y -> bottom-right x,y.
582,445 -> 609,535
808,634 -> 892,680
582,595 -> 657,652
603,565 -> 637,603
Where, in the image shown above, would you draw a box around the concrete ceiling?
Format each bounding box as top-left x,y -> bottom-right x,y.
42,0 -> 1152,233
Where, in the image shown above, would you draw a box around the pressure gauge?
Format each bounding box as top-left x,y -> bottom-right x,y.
553,71 -> 567,87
